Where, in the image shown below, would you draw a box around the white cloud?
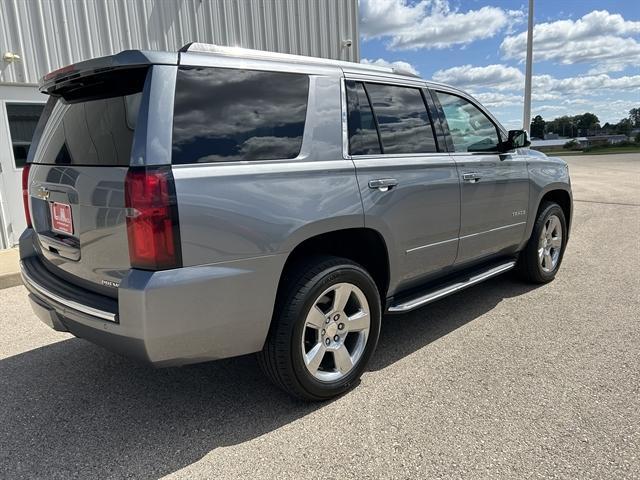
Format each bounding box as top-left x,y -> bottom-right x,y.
360,0 -> 522,50
361,58 -> 419,75
432,64 -> 524,90
471,92 -> 522,108
533,73 -> 640,94
501,10 -> 640,73
533,99 -> 639,125
500,118 -> 525,130
432,64 -> 640,96
359,0 -> 428,39
464,91 -> 559,109
431,62 -> 640,124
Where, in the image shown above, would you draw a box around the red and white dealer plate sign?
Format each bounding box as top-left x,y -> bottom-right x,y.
50,202 -> 74,235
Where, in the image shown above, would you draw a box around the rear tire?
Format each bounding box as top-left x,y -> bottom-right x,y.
517,202 -> 567,283
258,256 -> 381,401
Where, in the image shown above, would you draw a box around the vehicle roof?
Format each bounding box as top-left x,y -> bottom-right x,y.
40,43 -> 457,98
182,43 -> 452,90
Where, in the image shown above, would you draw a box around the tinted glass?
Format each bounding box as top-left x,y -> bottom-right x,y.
31,94 -> 141,166
172,67 -> 309,163
436,91 -> 500,152
365,83 -> 437,154
31,68 -> 147,166
6,103 -> 45,168
346,81 -> 381,155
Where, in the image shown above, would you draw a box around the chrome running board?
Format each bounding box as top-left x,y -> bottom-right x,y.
388,260 -> 517,313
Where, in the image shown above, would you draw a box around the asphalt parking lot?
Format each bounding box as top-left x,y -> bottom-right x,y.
1,153 -> 638,479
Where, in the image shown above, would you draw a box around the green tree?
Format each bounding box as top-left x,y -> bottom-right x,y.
546,115 -> 574,137
629,108 -> 640,128
616,118 -> 633,135
575,112 -> 599,134
530,115 -> 546,138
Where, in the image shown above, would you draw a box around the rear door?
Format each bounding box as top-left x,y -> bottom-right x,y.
346,79 -> 460,294
26,67 -> 149,296
433,90 -> 529,266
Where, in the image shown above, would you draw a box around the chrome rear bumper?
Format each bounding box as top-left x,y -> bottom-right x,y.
20,261 -> 117,322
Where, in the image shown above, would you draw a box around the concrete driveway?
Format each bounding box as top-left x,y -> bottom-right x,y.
1,154 -> 638,479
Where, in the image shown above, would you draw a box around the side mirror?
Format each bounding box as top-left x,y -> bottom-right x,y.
500,129 -> 531,152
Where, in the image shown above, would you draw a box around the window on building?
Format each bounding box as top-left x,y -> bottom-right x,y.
435,91 -> 501,153
172,67 -> 309,163
365,83 -> 437,154
6,103 -> 45,168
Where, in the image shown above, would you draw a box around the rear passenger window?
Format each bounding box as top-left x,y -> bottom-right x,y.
365,83 -> 437,154
172,67 -> 309,163
346,81 -> 382,155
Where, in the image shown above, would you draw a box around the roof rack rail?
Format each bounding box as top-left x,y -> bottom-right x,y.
178,42 -> 421,78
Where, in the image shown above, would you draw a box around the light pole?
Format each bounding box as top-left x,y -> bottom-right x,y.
522,0 -> 534,134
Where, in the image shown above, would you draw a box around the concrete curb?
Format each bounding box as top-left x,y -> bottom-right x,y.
0,247 -> 20,290
0,273 -> 22,290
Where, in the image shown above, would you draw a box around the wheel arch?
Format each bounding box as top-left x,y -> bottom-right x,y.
520,184 -> 573,251
537,187 -> 573,237
278,227 -> 391,302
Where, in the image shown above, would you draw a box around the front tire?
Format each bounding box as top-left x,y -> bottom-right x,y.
517,202 -> 568,283
258,256 -> 381,401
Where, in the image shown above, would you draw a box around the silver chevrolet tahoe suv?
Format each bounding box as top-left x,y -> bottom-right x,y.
20,44 -> 572,400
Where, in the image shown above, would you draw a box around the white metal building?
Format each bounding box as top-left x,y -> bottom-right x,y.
0,0 -> 359,249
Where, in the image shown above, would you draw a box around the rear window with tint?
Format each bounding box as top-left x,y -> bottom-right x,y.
172,67 -> 309,164
364,83 -> 437,154
32,68 -> 146,166
346,81 -> 382,155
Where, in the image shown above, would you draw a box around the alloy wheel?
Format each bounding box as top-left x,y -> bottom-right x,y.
301,282 -> 370,382
538,214 -> 563,273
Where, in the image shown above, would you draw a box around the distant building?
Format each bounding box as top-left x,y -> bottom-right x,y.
531,134 -> 632,152
586,135 -> 629,145
530,138 -> 588,151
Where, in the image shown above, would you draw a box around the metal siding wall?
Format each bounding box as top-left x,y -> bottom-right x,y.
0,0 -> 359,85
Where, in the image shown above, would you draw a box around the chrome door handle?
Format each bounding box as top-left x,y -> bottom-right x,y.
368,178 -> 398,192
462,172 -> 481,182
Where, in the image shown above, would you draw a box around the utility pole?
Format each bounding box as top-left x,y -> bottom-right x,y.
523,0 -> 534,134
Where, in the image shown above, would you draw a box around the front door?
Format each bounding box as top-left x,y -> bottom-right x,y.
433,90 -> 529,265
345,80 -> 460,294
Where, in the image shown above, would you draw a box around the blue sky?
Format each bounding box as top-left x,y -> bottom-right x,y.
359,0 -> 640,129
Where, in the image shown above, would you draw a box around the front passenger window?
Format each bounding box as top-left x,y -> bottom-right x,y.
435,91 -> 500,153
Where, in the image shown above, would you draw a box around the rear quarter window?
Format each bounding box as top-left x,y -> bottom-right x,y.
172,67 -> 309,164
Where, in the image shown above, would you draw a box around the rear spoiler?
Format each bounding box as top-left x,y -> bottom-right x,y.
39,50 -> 178,96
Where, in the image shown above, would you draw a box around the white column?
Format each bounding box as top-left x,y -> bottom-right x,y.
523,0 -> 534,134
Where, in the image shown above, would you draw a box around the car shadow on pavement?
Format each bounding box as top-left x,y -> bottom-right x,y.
370,274 -> 539,371
0,274 -> 538,479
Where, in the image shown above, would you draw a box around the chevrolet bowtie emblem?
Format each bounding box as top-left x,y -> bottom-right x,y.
35,185 -> 50,200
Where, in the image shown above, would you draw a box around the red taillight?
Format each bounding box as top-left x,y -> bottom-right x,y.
124,167 -> 182,270
22,164 -> 32,228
